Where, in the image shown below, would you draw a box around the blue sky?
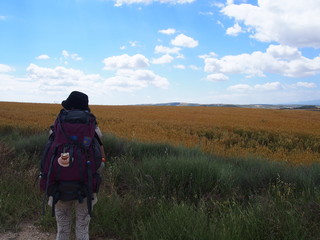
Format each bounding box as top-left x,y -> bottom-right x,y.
1,0 -> 320,105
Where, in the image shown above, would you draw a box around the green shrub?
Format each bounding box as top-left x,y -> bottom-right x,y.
134,203 -> 213,240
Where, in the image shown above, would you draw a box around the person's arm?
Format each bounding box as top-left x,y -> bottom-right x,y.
48,125 -> 54,140
95,126 -> 106,161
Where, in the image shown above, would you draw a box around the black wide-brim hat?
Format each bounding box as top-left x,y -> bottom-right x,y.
61,91 -> 89,111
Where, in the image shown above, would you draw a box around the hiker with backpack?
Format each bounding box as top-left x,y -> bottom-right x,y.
40,91 -> 106,240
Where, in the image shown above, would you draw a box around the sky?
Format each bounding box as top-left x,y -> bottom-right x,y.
0,0 -> 320,105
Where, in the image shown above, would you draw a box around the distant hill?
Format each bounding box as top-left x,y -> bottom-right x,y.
143,102 -> 320,110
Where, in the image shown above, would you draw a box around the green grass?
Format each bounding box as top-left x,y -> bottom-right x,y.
1,127 -> 320,239
0,144 -> 41,231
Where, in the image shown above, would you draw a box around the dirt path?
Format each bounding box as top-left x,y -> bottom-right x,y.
0,223 -> 55,240
0,223 -> 112,240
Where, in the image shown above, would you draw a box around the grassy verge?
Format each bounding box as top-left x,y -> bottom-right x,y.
1,127 -> 320,239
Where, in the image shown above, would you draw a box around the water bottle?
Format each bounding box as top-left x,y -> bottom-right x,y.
98,157 -> 106,173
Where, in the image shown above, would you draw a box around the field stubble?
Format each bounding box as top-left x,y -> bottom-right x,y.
1,102 -> 320,164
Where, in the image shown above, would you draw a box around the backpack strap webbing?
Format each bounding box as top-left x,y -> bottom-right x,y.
51,191 -> 61,217
42,146 -> 58,216
86,149 -> 93,217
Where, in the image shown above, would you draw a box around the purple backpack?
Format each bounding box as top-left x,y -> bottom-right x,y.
40,109 -> 102,216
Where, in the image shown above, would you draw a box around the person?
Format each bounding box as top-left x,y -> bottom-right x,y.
44,91 -> 106,240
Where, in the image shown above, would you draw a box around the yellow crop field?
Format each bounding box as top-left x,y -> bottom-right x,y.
1,101 -> 320,164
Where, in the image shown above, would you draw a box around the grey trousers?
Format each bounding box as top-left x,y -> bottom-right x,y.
52,195 -> 97,240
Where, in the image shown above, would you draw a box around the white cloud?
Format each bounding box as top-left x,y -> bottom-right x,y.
199,52 -> 217,59
103,54 -> 149,70
62,50 -> 69,58
102,54 -> 169,91
158,0 -> 194,3
0,64 -> 105,102
0,73 -> 44,103
129,41 -> 138,47
228,82 -> 283,92
228,84 -> 253,92
206,73 -> 229,82
104,69 -> 169,91
0,16 -> 6,20
189,65 -> 200,70
171,34 -> 199,48
119,41 -> 139,50
213,3 -> 225,9
254,82 -> 283,91
0,76 -> 15,91
226,22 -> 243,36
291,82 -> 317,88
154,45 -> 181,54
10,64 -> 102,101
159,28 -> 176,35
176,53 -> 185,59
114,0 -> 151,7
114,0 -> 195,6
227,81 -> 316,94
0,64 -> 15,73
24,62 -> 169,94
26,64 -> 100,90
71,54 -> 82,61
36,54 -> 50,60
199,11 -> 214,16
221,0 -> 320,47
204,52 -> 268,78
203,44 -> 320,78
266,45 -> 301,60
62,50 -> 82,61
208,88 -> 320,105
174,64 -> 186,69
152,54 -> 174,64
216,20 -> 224,28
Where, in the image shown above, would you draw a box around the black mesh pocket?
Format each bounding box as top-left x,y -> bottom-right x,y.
56,181 -> 87,201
